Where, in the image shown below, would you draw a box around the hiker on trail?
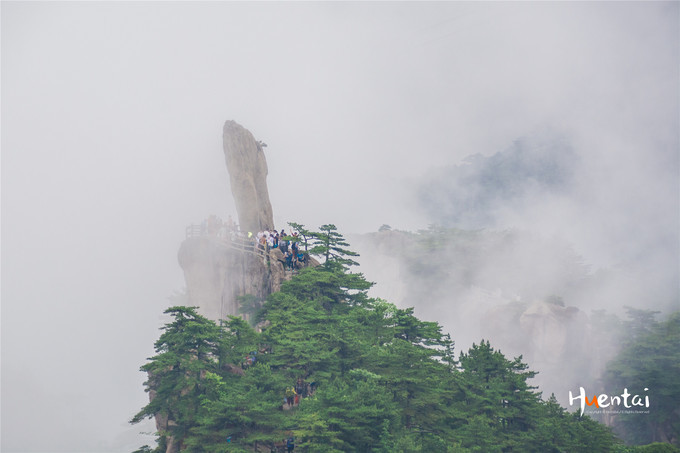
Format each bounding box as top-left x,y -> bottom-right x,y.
286,436 -> 295,452
279,231 -> 288,253
296,378 -> 310,398
285,387 -> 296,406
291,233 -> 299,254
284,251 -> 293,270
290,236 -> 299,268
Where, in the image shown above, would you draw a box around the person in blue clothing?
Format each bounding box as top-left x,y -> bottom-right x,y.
291,233 -> 299,254
286,436 -> 294,452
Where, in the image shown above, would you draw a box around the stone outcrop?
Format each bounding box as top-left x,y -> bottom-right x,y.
177,121 -> 288,322
518,300 -> 586,366
155,121 -> 290,453
178,237 -> 274,321
222,120 -> 274,234
177,234 -> 293,321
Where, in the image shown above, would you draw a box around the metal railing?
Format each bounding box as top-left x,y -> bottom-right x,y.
185,224 -> 204,238
185,222 -> 314,266
185,224 -> 266,259
229,234 -> 267,259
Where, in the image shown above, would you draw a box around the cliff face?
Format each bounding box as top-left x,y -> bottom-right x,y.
222,120 -> 274,234
178,236 -> 288,321
177,121 -> 284,321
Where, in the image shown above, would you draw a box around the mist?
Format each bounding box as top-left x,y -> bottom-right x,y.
352,127 -> 678,402
2,2 -> 678,452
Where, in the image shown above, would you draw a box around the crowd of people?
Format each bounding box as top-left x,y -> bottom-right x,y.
190,214 -> 309,270
251,229 -> 308,270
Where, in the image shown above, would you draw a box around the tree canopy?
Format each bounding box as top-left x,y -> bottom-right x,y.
132,224 -> 647,453
601,310 -> 680,446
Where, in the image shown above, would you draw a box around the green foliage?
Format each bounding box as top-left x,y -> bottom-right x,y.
133,225 -> 631,452
295,371 -> 398,451
622,306 -> 663,344
308,223 -> 360,270
602,311 -> 680,446
287,222 -> 313,253
633,443 -> 680,453
131,446 -> 153,453
457,340 -> 542,451
131,306 -> 222,449
236,294 -> 265,325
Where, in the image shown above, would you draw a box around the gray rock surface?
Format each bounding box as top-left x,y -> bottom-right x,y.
178,236 -> 274,321
177,121 -> 290,322
222,120 -> 274,234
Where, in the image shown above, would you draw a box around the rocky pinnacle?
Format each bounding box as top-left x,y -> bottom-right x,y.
222,120 -> 275,234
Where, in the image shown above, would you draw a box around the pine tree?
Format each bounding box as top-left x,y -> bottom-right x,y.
458,340 -> 542,451
603,311 -> 680,446
131,306 -> 222,451
308,224 -> 360,270
287,222 -> 313,254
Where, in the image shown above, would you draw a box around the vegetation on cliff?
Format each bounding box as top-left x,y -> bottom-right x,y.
132,225 -> 676,452
600,310 -> 680,446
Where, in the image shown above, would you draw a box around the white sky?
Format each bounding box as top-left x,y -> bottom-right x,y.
2,2 -> 678,452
